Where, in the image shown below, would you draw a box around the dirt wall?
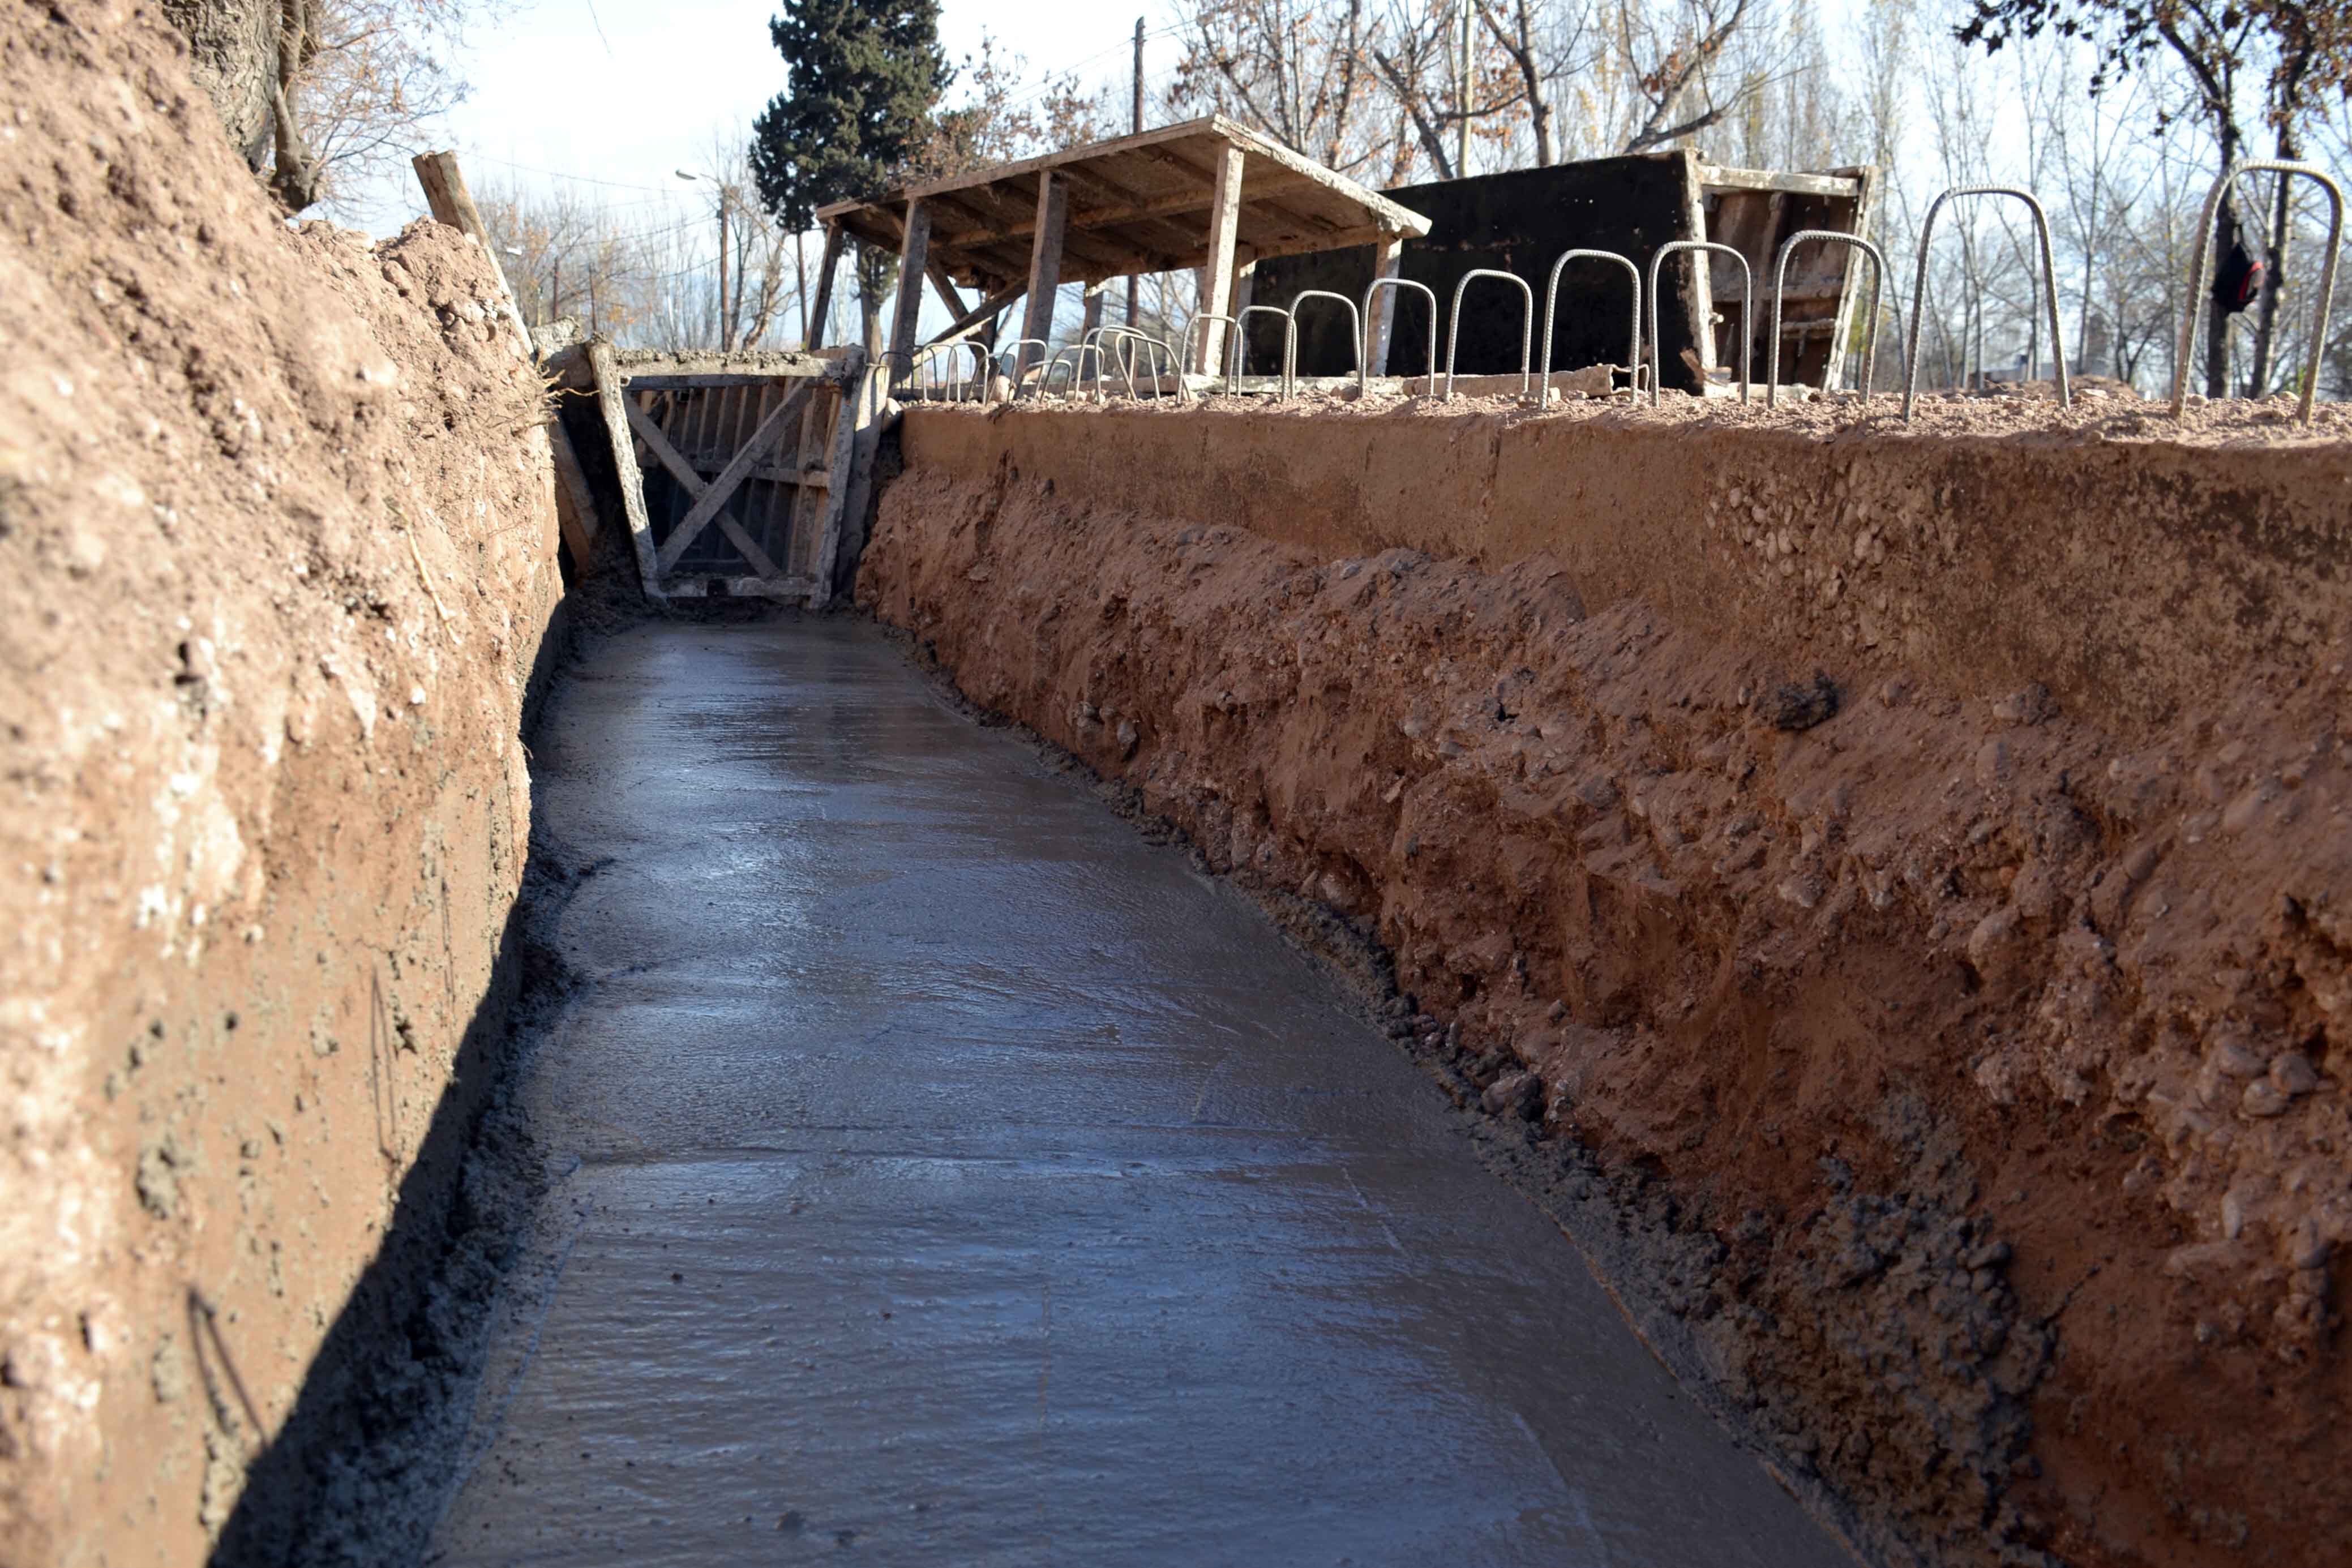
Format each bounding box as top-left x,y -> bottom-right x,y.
0,7 -> 563,1563
862,398 -> 2352,1568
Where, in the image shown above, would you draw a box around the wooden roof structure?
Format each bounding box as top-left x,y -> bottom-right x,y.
810,117 -> 1432,378
816,115 -> 1431,293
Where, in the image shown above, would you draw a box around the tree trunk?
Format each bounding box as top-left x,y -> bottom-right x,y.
160,0 -> 279,170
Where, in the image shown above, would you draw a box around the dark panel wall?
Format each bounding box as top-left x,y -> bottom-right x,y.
1247,153 -> 1703,391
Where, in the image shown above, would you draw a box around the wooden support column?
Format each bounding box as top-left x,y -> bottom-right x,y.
1366,233 -> 1406,376
588,340 -> 663,599
807,224 -> 844,350
1020,172 -> 1070,350
1081,281 -> 1106,339
888,199 -> 932,382
1192,143 -> 1245,372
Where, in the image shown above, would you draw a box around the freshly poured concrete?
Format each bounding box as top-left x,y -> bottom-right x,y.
429,617 -> 1849,1567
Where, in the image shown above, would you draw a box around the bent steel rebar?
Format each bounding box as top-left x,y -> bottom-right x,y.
1903,186 -> 2070,421
1100,326 -> 1179,399
1285,290 -> 1363,399
1238,304 -> 1296,392
1445,269 -> 1535,400
1539,249 -> 1641,403
1044,343 -> 1108,402
1177,314 -> 1242,395
1361,277 -> 1438,397
1001,337 -> 1053,399
1647,241 -> 1752,406
2171,160 -> 2345,426
1768,230 -> 1891,408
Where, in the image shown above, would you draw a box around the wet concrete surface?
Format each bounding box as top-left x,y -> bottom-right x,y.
428,616 -> 1850,1567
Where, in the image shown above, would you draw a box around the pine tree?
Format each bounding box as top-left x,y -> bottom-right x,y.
750,0 -> 951,352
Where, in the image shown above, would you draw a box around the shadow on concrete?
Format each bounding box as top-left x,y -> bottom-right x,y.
205,601 -> 579,1568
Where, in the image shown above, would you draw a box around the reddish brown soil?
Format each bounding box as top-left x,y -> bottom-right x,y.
862,421 -> 2352,1567
0,5 -> 563,1562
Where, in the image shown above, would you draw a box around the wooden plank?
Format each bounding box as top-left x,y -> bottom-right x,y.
1822,164 -> 1879,394
1193,143 -> 1245,372
606,347 -> 832,380
808,358 -> 869,608
1677,149 -> 1719,380
1020,172 -> 1070,348
654,384 -> 809,573
1696,164 -> 1862,199
889,199 -> 933,382
807,224 -> 844,350
588,339 -> 664,599
817,115 -> 1430,242
623,396 -> 704,495
1081,281 -> 1106,340
924,279 -> 1025,349
1366,234 -> 1405,377
546,413 -> 601,566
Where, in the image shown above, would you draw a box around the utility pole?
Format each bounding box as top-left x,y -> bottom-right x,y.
1456,1 -> 1472,178
717,187 -> 731,352
1128,16 -> 1144,328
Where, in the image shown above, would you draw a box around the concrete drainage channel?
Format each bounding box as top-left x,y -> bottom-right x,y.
12,15 -> 2352,1563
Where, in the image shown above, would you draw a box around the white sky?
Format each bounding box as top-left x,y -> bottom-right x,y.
344,0 -> 1163,234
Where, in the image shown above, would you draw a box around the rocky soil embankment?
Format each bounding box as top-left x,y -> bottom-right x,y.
861,412 -> 2352,1568
1,5 -> 564,1562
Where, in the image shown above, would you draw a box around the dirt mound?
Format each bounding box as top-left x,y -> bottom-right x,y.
0,5 -> 563,1561
861,428 -> 2352,1567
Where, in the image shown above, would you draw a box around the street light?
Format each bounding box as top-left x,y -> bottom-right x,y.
678,168 -> 733,352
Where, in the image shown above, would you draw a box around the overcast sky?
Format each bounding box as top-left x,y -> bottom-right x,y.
344,0 -> 1165,234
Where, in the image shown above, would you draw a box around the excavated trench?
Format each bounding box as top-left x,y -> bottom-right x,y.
11,10 -> 2352,1566
857,396 -> 2352,1568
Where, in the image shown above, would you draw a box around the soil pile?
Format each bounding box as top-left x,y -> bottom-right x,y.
862,408 -> 2352,1568
0,5 -> 563,1562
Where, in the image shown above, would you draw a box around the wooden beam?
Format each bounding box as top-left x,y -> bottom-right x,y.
1695,164 -> 1862,199
589,340 -> 663,598
546,410 -> 602,566
1081,282 -> 1106,340
807,224 -> 845,350
888,199 -> 932,382
924,280 -> 1025,349
1366,234 -> 1405,377
1021,171 -> 1070,348
1193,143 -> 1245,372
926,259 -> 972,323
655,385 -> 810,573
809,360 -> 872,609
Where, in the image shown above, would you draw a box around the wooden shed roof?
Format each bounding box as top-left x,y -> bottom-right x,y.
815,115 -> 1432,292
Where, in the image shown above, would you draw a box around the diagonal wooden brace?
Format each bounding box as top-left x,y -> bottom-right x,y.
653,383 -> 811,574
622,397 -> 788,579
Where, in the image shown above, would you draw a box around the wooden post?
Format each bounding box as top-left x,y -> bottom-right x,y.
807,224 -> 845,350
1193,143 -> 1245,372
1021,172 -> 1070,350
1366,233 -> 1406,376
889,199 -> 932,383
588,340 -> 663,599
1081,281 -> 1106,340
412,149 -> 533,361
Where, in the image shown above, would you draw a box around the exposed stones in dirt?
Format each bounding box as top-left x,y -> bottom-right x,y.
860,444 -> 2352,1568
